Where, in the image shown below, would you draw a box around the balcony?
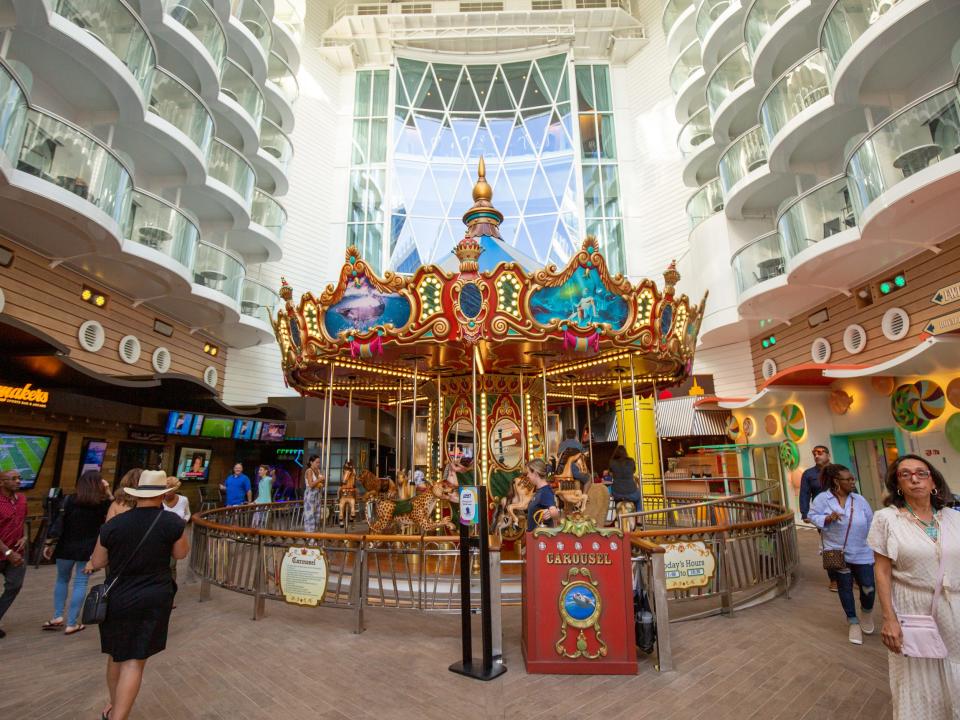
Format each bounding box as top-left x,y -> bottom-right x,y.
209,138 -> 255,205
193,242 -> 244,304
719,125 -> 794,217
148,68 -> 215,156
670,40 -> 702,94
216,58 -> 264,153
182,139 -> 255,226
662,0 -> 697,54
264,51 -> 298,132
744,0 -> 793,58
227,0 -> 272,82
705,43 -> 758,143
230,188 -> 285,262
216,276 -> 279,346
272,0 -> 304,70
678,106 -> 719,186
695,0 -> 743,73
685,178 -> 725,229
670,40 -> 707,122
252,118 -> 293,195
760,50 -> 830,141
745,0 -> 830,88
0,61 -> 28,167
153,0 -> 227,100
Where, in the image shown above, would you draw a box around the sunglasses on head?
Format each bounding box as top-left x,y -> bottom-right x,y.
813,449 -> 828,455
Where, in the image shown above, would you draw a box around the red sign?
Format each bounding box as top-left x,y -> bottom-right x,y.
522,517 -> 637,674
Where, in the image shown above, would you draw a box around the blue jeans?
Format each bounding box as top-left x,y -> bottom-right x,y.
53,559 -> 89,626
837,562 -> 875,623
613,489 -> 642,505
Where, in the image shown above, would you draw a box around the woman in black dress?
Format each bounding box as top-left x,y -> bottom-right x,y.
85,470 -> 188,720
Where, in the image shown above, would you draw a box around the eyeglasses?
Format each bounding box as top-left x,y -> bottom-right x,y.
897,469 -> 932,481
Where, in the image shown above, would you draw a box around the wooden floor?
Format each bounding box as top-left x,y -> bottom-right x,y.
0,529 -> 893,720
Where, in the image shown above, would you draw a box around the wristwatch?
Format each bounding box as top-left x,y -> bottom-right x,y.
3,549 -> 11,557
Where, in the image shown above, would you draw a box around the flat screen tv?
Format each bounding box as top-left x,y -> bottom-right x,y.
260,422 -> 286,442
0,432 -> 53,490
79,439 -> 108,476
175,446 -> 212,481
166,411 -> 201,436
232,419 -> 256,440
200,417 -> 234,438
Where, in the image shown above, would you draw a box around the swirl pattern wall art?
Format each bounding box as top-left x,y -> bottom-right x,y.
780,404 -> 806,442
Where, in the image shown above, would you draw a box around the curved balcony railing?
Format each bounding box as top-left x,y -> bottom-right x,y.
148,68 -> 215,155
53,0 -> 156,96
0,60 -> 29,161
207,139 -> 256,206
240,277 -> 279,324
845,81 -> 960,217
744,0 -> 793,58
193,242 -> 244,302
778,175 -> 855,258
706,44 -> 751,116
696,0 -> 736,42
273,0 -> 305,47
251,188 -> 287,236
165,0 -> 228,70
662,0 -> 697,37
231,0 -> 273,57
719,125 -> 768,192
732,231 -> 785,293
16,107 -> 133,226
125,190 -> 200,269
260,118 -> 293,170
267,51 -> 299,106
678,106 -> 713,155
221,58 -> 264,125
669,40 -> 703,93
820,0 -> 904,74
759,51 -> 831,142
686,178 -> 725,228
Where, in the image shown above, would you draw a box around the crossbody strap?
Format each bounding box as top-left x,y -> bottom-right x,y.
930,516 -> 947,618
103,509 -> 164,596
840,495 -> 855,551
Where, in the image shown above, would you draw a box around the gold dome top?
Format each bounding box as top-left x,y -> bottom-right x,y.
472,156 -> 493,202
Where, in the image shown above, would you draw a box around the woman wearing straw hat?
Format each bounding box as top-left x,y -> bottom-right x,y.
84,470 -> 189,720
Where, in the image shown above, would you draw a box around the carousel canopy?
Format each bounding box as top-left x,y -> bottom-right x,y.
272,159 -> 708,406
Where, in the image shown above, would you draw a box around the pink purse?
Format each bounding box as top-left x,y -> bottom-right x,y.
896,522 -> 948,660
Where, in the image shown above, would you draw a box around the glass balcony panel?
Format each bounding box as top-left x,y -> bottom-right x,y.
207,140 -> 256,206
231,0 -> 273,56
760,51 -> 830,141
732,232 -> 785,293
221,59 -> 264,125
126,191 -> 200,269
148,69 -> 214,154
820,0 -> 903,74
678,106 -> 713,155
193,243 -> 244,302
669,41 -> 703,93
165,0 -> 227,69
274,0 -> 305,46
267,52 -> 299,105
54,0 -> 156,95
706,45 -> 751,116
240,278 -> 280,324
696,0 -> 735,42
16,109 -> 133,226
686,178 -> 725,228
251,189 -> 287,237
260,119 -> 293,169
846,83 -> 960,216
719,126 -> 768,192
778,176 -> 855,257
0,62 -> 29,161
744,0 -> 792,57
662,0 -> 696,37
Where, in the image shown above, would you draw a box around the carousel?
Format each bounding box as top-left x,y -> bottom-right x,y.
272,159 -> 707,540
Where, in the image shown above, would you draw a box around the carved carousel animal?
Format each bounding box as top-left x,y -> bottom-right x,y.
359,470 -> 397,501
492,474 -> 535,541
396,469 -> 414,499
615,500 -> 637,532
338,464 -> 358,528
366,478 -> 458,534
554,450 -> 590,513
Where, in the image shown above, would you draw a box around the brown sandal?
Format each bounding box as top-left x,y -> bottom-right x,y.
64,625 -> 86,635
42,619 -> 64,631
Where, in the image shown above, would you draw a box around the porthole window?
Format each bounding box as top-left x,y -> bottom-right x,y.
882,307 -> 910,341
811,337 -> 832,364
118,335 -> 141,364
152,347 -> 172,374
843,324 -> 867,354
78,320 -> 105,352
761,358 -> 777,380
204,366 -> 218,388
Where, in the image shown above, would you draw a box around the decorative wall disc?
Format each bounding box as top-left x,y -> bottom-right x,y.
725,415 -> 740,441
914,380 -> 945,422
891,383 -> 928,432
946,378 -> 960,409
764,414 -> 779,436
945,413 -> 960,453
742,417 -> 755,439
779,440 -> 800,471
871,377 -> 896,396
829,390 -> 853,415
780,404 -> 806,442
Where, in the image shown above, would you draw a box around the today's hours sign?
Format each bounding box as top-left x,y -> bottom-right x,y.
279,547 -> 328,606
662,541 -> 717,590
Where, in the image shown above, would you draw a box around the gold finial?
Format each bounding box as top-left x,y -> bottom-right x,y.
472,156 -> 493,202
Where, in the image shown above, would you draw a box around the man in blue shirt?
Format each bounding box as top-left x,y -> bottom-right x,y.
798,445 -> 838,591
221,463 -> 251,506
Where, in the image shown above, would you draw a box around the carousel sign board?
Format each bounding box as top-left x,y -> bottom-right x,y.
924,309 -> 960,336
279,547 -> 328,606
662,541 -> 716,590
523,516 -> 637,675
931,281 -> 960,306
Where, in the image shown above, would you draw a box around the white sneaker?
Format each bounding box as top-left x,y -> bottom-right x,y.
860,611 -> 875,635
849,624 -> 863,645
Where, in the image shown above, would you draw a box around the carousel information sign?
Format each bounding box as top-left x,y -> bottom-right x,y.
459,486 -> 480,525
279,547 -> 328,606
662,541 -> 716,590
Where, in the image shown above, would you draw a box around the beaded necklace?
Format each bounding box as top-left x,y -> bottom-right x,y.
904,502 -> 939,542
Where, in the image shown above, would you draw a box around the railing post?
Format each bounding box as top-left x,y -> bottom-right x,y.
353,542 -> 367,634
719,532 -> 734,617
489,548 -> 503,664
650,552 -> 673,672
252,535 -> 265,621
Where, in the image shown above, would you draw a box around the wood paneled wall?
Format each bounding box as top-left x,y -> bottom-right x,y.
0,240 -> 225,392
751,234 -> 960,386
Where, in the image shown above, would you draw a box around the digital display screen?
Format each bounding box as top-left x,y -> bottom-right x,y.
166,412 -> 200,436
260,423 -> 286,442
175,446 -> 211,481
232,419 -> 257,440
200,417 -> 234,438
79,439 -> 108,475
0,433 -> 53,490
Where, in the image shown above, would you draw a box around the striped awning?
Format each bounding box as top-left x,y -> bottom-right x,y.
655,396 -> 730,438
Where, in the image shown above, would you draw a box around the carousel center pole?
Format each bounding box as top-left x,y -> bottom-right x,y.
436,371 -> 442,482
541,368 -> 548,462
582,389 -> 594,482
396,381 -> 402,480
616,368 -> 626,455
653,380 -> 667,498
411,360 -> 419,485
375,394 -> 380,476
321,363 -> 335,532
628,358 -> 643,510
346,386 -> 353,475
472,345 -> 479,487
518,372 -> 526,464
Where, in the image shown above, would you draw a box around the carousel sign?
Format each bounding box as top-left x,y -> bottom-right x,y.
662,541 -> 716,590
279,547 -> 328,606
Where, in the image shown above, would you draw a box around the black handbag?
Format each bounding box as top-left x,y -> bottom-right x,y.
82,509 -> 164,625
633,569 -> 656,654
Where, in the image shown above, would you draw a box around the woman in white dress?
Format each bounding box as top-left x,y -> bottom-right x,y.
867,454 -> 960,719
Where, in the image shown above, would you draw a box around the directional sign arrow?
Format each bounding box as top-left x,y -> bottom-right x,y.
932,281 -> 960,306
924,309 -> 960,336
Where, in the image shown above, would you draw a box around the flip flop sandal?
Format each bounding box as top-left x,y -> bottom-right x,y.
42,620 -> 64,631
64,625 -> 86,636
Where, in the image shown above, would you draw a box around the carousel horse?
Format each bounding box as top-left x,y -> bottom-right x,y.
396,469 -> 414,500
366,478 -> 457,535
615,500 -> 637,533
338,465 -> 358,527
492,474 -> 534,541
554,451 -> 590,513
